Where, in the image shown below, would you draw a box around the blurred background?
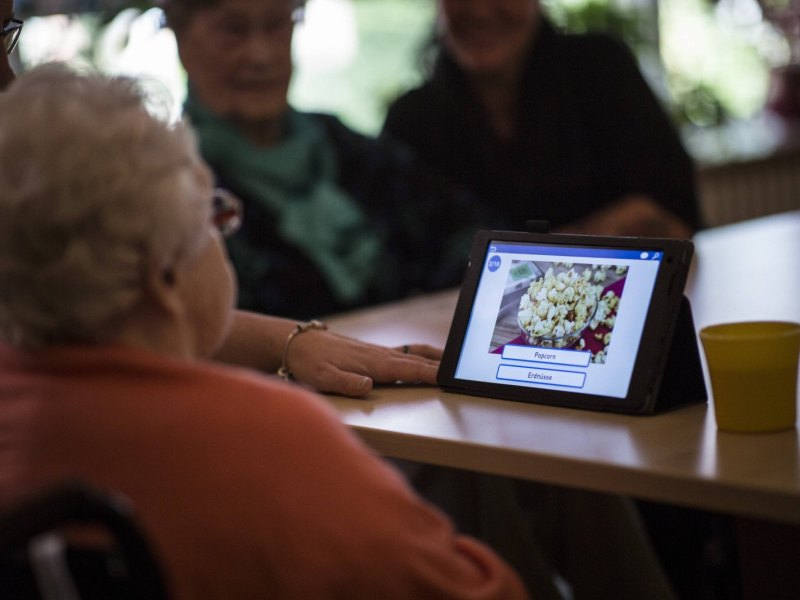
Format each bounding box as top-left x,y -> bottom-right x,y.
12,0 -> 800,225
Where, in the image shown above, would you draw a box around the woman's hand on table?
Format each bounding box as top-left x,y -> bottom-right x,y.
214,310 -> 441,398
288,330 -> 442,397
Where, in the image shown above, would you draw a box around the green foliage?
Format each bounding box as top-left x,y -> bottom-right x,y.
543,0 -> 655,50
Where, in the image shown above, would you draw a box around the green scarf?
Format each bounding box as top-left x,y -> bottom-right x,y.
184,96 -> 381,304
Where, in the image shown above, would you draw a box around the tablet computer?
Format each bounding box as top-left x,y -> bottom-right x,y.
438,230 -> 703,414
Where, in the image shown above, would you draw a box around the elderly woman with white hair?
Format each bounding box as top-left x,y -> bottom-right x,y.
0,64 -> 528,600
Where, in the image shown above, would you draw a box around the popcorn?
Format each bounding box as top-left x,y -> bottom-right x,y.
603,290 -> 619,312
518,266 -> 597,349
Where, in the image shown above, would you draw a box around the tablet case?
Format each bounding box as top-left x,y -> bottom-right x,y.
443,221 -> 707,415
526,219 -> 707,414
525,219 -> 708,414
648,295 -> 707,413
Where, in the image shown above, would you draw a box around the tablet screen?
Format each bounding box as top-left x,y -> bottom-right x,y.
453,239 -> 663,399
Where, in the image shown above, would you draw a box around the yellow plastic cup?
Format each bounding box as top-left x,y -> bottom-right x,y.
700,321 -> 800,433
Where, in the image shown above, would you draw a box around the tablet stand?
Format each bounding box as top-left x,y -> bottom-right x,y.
650,295 -> 708,413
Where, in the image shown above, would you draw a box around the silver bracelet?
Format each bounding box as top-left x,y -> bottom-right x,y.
277,319 -> 327,381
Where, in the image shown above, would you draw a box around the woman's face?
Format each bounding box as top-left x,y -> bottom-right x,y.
174,0 -> 295,126
438,0 -> 540,77
181,228 -> 237,357
174,164 -> 237,358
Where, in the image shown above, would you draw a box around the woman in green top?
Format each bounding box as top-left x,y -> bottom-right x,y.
164,0 -> 485,320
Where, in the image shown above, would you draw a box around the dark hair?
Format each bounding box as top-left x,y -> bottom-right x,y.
159,0 -> 221,31
160,0 -> 307,32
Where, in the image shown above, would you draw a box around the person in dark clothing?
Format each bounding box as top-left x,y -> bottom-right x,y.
163,0 -> 482,320
385,3 -> 739,598
383,0 -> 701,238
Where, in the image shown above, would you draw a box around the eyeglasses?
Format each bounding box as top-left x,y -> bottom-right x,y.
212,188 -> 243,238
1,18 -> 23,55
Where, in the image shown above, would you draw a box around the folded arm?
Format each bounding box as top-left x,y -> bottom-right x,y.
556,195 -> 694,239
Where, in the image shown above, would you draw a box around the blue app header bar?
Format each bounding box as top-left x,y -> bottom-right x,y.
488,242 -> 662,262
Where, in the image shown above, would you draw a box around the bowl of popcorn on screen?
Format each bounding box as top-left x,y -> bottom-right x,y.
517,266 -> 598,349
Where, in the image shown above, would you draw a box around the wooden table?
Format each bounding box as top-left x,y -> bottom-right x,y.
326,211 -> 800,524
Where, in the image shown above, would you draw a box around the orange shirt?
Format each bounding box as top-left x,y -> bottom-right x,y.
0,343 -> 528,599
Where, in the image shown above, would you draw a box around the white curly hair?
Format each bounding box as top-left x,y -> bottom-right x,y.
0,63 -> 211,349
